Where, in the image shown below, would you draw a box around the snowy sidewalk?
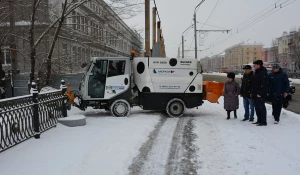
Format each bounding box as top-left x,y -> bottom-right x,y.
195,97 -> 300,175
0,108 -> 161,175
0,98 -> 300,175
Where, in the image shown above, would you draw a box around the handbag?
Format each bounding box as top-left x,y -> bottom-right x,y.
283,97 -> 289,109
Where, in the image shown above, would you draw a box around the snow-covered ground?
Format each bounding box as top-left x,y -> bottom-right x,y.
0,107 -> 161,175
0,98 -> 300,175
290,78 -> 300,85
195,97 -> 300,175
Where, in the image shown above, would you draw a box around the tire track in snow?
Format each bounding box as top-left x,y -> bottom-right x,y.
129,115 -> 198,175
128,116 -> 167,175
166,116 -> 198,175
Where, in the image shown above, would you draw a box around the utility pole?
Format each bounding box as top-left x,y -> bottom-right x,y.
152,7 -> 157,47
182,36 -> 184,58
193,0 -> 205,59
194,13 -> 197,59
145,0 -> 150,56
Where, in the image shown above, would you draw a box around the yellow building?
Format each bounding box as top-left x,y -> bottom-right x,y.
225,43 -> 263,71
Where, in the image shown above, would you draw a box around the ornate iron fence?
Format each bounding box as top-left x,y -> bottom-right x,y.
0,81 -> 68,153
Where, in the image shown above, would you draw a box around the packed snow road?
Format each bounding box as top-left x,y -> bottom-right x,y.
0,98 -> 300,175
129,116 -> 197,175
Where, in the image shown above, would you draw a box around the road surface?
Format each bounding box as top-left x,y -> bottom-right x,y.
203,74 -> 300,114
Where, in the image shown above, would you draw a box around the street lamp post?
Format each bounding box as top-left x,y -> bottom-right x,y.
194,0 -> 206,59
182,24 -> 194,58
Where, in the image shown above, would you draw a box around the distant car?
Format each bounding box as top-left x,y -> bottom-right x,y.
290,81 -> 296,94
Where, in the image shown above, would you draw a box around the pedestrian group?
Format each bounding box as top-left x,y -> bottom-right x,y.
223,60 -> 290,126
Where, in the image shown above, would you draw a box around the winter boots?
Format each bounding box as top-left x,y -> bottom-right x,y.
227,110 -> 237,120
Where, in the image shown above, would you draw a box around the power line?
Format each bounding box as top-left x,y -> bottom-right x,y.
204,0 -> 286,50
183,19 -> 194,37
153,0 -> 161,21
231,0 -> 283,30
200,0 -> 221,30
198,21 -> 227,30
203,0 -> 295,53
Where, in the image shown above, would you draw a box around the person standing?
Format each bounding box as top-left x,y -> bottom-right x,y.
251,60 -> 269,126
224,72 -> 241,120
269,64 -> 290,124
240,65 -> 255,122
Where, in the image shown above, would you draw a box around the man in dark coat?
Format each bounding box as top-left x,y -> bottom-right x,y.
269,64 -> 290,124
251,60 -> 269,126
240,65 -> 255,122
224,72 -> 240,120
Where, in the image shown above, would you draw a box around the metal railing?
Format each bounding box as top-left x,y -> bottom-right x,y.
0,80 -> 68,153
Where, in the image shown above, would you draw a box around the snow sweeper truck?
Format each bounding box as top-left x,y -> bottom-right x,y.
66,55 -> 224,117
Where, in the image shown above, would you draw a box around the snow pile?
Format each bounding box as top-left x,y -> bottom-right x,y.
289,78 -> 300,85
40,86 -> 58,92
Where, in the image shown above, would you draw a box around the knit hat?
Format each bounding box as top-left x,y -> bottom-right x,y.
272,64 -> 281,69
242,65 -> 252,70
253,60 -> 263,66
227,72 -> 235,79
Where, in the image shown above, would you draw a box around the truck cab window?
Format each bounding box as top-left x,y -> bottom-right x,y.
88,60 -> 108,98
108,60 -> 126,77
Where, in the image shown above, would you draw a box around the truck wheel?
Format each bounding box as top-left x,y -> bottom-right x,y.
110,99 -> 131,117
166,98 -> 186,118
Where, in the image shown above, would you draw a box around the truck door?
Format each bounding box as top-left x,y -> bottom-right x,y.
87,60 -> 108,99
104,59 -> 130,99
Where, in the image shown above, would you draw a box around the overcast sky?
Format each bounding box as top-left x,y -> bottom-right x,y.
125,0 -> 300,59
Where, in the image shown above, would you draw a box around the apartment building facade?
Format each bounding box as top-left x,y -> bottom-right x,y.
0,0 -> 142,74
225,43 -> 262,71
201,53 -> 225,73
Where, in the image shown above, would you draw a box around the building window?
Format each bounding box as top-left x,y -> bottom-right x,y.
76,13 -> 80,30
63,44 -> 68,59
86,49 -> 90,60
106,31 -> 109,44
72,46 -> 77,61
78,47 -> 81,62
0,46 -> 11,65
96,25 -> 99,40
85,17 -> 88,33
100,28 -> 104,41
72,11 -> 76,29
82,48 -> 85,63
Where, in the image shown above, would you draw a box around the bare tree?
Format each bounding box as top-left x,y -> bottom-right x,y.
288,30 -> 300,72
270,39 -> 279,63
105,0 -> 143,19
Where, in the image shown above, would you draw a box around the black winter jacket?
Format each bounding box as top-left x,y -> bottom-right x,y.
240,71 -> 254,99
251,66 -> 269,98
268,68 -> 290,97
